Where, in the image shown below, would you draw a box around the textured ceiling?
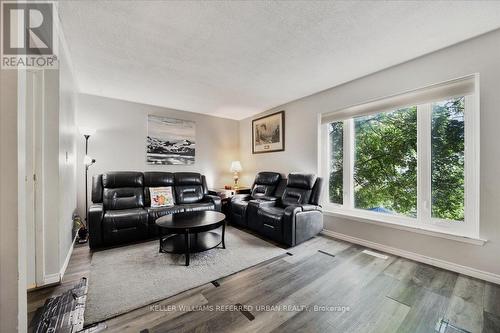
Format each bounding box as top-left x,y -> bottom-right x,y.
59,1 -> 500,120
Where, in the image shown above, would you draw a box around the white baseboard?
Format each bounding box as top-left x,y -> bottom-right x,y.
43,273 -> 61,285
27,283 -> 37,291
321,229 -> 500,285
60,234 -> 77,280
41,234 -> 77,286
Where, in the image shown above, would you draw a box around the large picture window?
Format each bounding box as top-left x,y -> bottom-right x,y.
431,97 -> 465,221
354,107 -> 417,217
329,121 -> 343,204
321,75 -> 479,239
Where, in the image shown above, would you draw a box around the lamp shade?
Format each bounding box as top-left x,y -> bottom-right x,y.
230,161 -> 242,172
79,127 -> 96,136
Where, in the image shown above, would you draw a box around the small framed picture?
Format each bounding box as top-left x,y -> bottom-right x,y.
252,110 -> 285,154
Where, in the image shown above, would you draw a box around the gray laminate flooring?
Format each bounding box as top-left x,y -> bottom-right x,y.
28,234 -> 500,333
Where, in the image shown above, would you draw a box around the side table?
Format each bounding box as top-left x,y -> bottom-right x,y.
208,187 -> 251,219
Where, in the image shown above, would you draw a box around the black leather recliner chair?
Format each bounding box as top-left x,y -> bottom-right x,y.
230,172 -> 282,226
88,171 -> 221,249
249,173 -> 323,247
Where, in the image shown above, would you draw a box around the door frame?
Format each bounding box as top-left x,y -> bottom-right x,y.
25,68 -> 46,288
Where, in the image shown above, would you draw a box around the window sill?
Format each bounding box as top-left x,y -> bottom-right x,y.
323,209 -> 486,246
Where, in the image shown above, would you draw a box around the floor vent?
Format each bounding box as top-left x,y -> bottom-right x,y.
235,303 -> 255,321
211,280 -> 220,287
435,318 -> 471,333
318,250 -> 336,257
362,249 -> 388,260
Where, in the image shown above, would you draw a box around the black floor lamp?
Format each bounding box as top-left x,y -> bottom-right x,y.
80,127 -> 96,226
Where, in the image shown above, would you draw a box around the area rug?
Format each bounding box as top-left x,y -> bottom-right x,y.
84,226 -> 286,325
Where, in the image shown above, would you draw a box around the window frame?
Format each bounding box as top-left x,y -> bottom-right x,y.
319,75 -> 481,241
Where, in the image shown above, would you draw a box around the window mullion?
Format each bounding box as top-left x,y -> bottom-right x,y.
417,104 -> 432,225
343,119 -> 354,209
320,123 -> 330,206
464,94 -> 480,237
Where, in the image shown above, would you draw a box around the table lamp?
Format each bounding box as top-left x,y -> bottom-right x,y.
230,161 -> 242,189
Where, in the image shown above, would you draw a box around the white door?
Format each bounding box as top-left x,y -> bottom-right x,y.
25,69 -> 45,288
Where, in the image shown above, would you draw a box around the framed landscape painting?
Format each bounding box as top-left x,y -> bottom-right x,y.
252,110 -> 285,154
147,115 -> 195,165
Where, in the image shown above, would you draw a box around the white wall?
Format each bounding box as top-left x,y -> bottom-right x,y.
0,66 -> 26,332
58,35 -> 78,274
239,29 -> 500,278
42,31 -> 78,281
76,94 -> 240,218
43,69 -> 62,277
23,29 -> 78,285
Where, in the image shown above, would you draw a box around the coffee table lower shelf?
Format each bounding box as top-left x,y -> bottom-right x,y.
160,231 -> 223,253
156,211 -> 227,266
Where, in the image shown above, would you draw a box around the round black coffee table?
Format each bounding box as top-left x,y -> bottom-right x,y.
155,211 -> 226,266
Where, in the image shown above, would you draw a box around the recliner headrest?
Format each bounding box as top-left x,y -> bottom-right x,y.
174,172 -> 203,185
287,173 -> 317,190
254,172 -> 281,186
102,172 -> 144,188
144,172 -> 174,187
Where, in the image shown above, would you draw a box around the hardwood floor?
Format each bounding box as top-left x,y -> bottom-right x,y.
28,234 -> 500,333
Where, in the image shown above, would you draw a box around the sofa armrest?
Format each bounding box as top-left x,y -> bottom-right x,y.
231,194 -> 251,203
247,198 -> 277,216
283,204 -> 321,217
245,199 -> 277,229
88,203 -> 104,249
203,194 -> 222,212
248,199 -> 277,208
298,204 -> 322,212
253,195 -> 279,202
282,204 -> 323,247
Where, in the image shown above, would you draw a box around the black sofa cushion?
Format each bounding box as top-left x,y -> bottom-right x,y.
174,172 -> 204,204
102,208 -> 148,244
286,173 -> 316,189
102,171 -> 144,188
144,172 -> 175,187
146,202 -> 215,225
92,174 -> 103,203
174,172 -> 203,185
145,202 -> 215,237
103,187 -> 145,210
146,205 -> 185,238
102,172 -> 145,210
281,173 -> 317,206
258,206 -> 285,222
231,200 -> 249,216
251,172 -> 282,198
146,206 -> 185,224
230,196 -> 255,227
103,208 -> 148,229
257,206 -> 285,241
180,202 -> 215,212
175,186 -> 204,204
254,172 -> 281,185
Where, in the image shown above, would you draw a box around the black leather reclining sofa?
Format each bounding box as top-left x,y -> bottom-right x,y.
231,172 -> 323,247
88,171 -> 221,249
230,172 -> 283,226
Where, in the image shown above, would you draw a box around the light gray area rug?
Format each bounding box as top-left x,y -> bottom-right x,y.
84,226 -> 286,325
